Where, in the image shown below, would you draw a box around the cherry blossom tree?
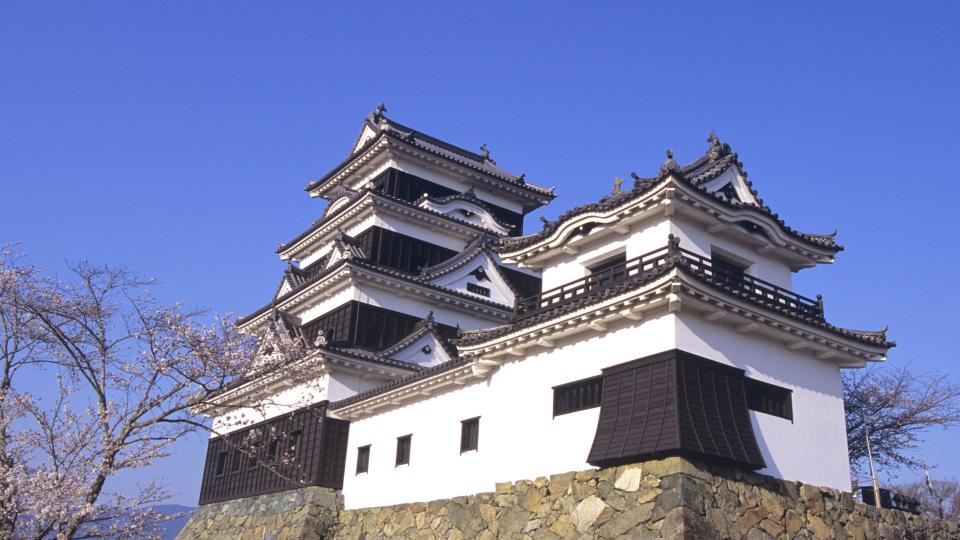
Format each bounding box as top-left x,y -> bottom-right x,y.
844,365 -> 960,481
0,246 -> 312,539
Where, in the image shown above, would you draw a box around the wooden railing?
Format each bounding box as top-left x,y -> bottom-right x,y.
514,239 -> 824,320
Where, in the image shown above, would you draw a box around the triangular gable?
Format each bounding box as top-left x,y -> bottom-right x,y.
427,250 -> 517,306
352,123 -> 380,155
382,331 -> 455,368
276,277 -> 294,299
699,165 -> 759,206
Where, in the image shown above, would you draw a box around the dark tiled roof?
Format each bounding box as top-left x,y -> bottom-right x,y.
497,135 -> 842,254
306,113 -> 555,200
455,260 -> 677,346
456,255 -> 894,348
239,255 -> 513,326
321,345 -> 424,372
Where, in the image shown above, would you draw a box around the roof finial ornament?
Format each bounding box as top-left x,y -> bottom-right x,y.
372,101 -> 387,120
660,148 -> 679,176
707,130 -> 731,159
612,177 -> 624,195
424,310 -> 435,325
480,143 -> 493,162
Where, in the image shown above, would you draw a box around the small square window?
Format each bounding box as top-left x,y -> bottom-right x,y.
356,445 -> 370,474
461,417 -> 480,453
396,435 -> 412,466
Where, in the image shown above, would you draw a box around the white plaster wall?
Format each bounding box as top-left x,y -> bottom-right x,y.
674,312 -> 851,491
669,215 -> 793,289
340,307 -> 853,508
327,369 -> 396,403
340,314 -> 677,509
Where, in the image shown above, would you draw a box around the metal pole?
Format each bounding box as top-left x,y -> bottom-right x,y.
865,422 -> 881,509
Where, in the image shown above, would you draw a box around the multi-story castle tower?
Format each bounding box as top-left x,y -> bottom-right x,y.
196,105 -> 553,504
193,108 -> 893,515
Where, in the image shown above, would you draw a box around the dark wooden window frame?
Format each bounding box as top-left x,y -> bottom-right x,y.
395,434 -> 412,466
745,378 -> 793,421
588,253 -> 628,290
460,417 -> 480,453
553,375 -> 604,417
356,445 -> 370,474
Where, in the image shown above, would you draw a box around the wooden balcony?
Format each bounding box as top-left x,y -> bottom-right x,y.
514,238 -> 824,321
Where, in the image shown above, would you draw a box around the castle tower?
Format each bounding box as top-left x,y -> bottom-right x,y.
195,105 -> 554,504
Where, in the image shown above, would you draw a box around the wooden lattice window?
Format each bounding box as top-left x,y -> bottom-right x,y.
395,435 -> 411,466
356,445 -> 370,474
460,417 -> 480,453
745,378 -> 793,420
553,376 -> 603,416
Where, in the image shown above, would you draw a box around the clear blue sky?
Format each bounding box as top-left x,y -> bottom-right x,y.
2,2 -> 958,505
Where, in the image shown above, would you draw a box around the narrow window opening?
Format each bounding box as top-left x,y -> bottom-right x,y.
267,439 -> 279,463
356,445 -> 370,474
395,435 -> 411,466
460,417 -> 480,453
553,376 -> 603,416
288,430 -> 302,460
589,254 -> 627,289
230,449 -> 241,473
745,378 -> 793,420
214,451 -> 228,476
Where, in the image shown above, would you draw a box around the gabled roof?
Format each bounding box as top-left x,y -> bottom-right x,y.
305,104 -> 555,203
418,236 -> 534,300
415,187 -> 517,234
276,189 -> 497,258
239,254 -> 515,327
497,133 -> 842,256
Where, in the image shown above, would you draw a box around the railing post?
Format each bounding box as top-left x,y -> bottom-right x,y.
667,234 -> 683,266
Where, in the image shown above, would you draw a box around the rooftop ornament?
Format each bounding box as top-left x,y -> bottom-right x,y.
612,177 -> 624,195
707,130 -> 732,160
659,149 -> 680,177
370,101 -> 387,123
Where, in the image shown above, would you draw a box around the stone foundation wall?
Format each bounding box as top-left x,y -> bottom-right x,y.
176,487 -> 340,540
178,457 -> 958,539
334,457 -> 958,539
